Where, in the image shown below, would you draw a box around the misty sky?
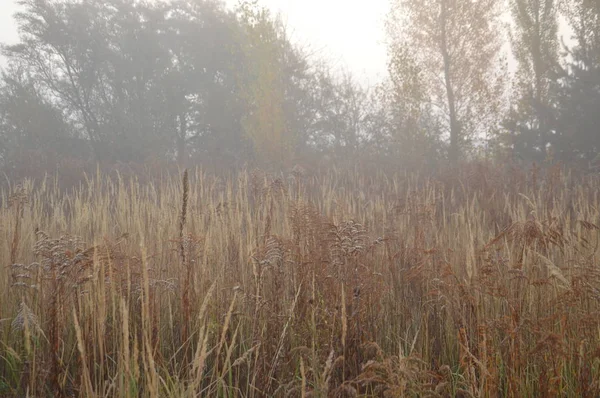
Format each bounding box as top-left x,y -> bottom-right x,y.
0,0 -> 390,83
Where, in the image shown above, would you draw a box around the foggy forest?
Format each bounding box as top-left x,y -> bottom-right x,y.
1,0 -> 600,396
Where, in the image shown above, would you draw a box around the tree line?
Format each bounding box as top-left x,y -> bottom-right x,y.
1,0 -> 599,178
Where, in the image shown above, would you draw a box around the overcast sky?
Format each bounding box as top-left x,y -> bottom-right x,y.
0,0 -> 20,45
0,0 -> 390,84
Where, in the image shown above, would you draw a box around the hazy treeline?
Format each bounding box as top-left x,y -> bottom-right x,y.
0,0 -> 599,178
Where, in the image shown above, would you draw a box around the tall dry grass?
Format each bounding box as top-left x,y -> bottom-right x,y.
0,164 -> 599,397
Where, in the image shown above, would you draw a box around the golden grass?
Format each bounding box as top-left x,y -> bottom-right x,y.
0,164 -> 599,397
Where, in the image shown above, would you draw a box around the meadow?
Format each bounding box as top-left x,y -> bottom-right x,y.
0,164 -> 599,397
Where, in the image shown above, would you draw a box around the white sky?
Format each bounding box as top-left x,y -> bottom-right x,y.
230,0 -> 390,85
0,0 -> 20,45
0,0 -> 391,84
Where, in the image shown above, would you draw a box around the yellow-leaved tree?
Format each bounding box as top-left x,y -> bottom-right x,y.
236,0 -> 292,167
387,0 -> 507,163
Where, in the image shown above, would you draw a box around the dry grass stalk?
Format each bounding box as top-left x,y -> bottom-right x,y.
72,307 -> 94,397
0,165 -> 599,397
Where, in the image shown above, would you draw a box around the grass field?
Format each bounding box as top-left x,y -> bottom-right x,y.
1,164 -> 599,397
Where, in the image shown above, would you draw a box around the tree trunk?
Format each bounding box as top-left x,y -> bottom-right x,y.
440,0 -> 460,164
532,2 -> 548,157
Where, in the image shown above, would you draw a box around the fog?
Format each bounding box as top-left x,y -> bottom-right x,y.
0,0 -> 598,184
0,0 -> 389,82
1,1 -> 600,396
